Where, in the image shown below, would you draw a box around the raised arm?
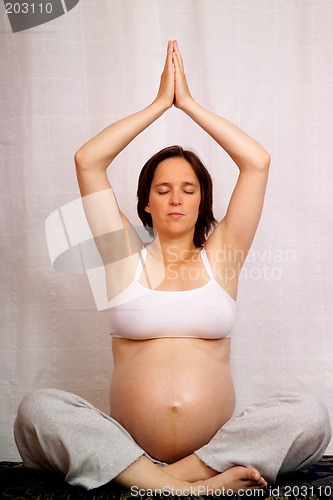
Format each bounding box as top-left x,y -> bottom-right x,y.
75,40 -> 175,195
172,41 -> 270,290
74,42 -> 175,298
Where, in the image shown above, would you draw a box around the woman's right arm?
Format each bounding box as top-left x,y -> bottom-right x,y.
74,99 -> 171,264
74,40 -> 175,197
74,100 -> 168,195
74,42 -> 174,298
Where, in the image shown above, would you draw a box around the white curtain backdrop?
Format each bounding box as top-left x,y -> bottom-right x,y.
1,0 -> 332,460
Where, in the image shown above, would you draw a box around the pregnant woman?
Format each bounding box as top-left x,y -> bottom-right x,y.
14,41 -> 331,495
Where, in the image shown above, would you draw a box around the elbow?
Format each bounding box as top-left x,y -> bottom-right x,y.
74,147 -> 110,173
256,150 -> 271,172
74,148 -> 90,172
74,148 -> 84,166
263,150 -> 271,168
239,148 -> 271,173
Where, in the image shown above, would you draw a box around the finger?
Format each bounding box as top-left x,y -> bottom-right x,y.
165,40 -> 174,72
173,40 -> 184,72
172,49 -> 182,76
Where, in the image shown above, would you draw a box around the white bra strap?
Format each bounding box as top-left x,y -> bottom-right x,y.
200,248 -> 214,279
134,247 -> 147,281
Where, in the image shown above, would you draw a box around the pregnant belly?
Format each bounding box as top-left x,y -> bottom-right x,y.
109,340 -> 235,463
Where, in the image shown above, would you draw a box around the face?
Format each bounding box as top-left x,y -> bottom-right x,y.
144,157 -> 201,239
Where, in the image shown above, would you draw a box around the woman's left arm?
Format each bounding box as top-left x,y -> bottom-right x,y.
173,41 -> 270,267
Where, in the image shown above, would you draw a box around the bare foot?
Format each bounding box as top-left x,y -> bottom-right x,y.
193,466 -> 267,495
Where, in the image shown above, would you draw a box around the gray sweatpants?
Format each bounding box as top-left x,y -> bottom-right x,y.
14,389 -> 331,490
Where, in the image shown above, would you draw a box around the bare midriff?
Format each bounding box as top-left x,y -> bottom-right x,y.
109,337 -> 235,463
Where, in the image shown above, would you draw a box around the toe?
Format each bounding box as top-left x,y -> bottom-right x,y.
250,468 -> 261,481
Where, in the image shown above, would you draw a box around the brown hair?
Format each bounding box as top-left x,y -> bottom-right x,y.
137,146 -> 217,247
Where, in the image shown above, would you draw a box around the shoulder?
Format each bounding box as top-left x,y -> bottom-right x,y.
203,225 -> 241,301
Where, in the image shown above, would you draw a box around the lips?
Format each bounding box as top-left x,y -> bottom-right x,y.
167,212 -> 184,217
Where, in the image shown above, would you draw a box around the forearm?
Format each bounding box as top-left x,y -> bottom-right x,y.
180,98 -> 270,171
75,99 -> 167,171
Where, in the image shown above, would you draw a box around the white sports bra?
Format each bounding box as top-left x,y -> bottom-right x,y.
108,247 -> 236,340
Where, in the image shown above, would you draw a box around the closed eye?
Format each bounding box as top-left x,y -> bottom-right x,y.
158,190 -> 194,195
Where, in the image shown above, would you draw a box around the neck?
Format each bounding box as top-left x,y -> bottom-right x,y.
148,233 -> 201,264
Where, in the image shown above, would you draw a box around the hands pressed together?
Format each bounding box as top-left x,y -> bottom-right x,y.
155,40 -> 193,111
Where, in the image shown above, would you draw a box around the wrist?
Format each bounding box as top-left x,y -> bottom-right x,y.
176,95 -> 197,114
151,96 -> 172,114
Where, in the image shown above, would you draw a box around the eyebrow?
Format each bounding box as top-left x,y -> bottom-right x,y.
154,181 -> 198,188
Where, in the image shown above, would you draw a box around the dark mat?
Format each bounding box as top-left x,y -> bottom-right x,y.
1,457 -> 333,499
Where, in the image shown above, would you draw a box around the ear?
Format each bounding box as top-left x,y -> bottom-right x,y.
144,204 -> 151,214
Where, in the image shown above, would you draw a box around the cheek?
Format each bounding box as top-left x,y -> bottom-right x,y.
145,196 -> 161,215
191,196 -> 201,213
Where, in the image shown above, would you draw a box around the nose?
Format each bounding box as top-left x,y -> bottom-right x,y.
169,189 -> 182,206
170,193 -> 182,206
